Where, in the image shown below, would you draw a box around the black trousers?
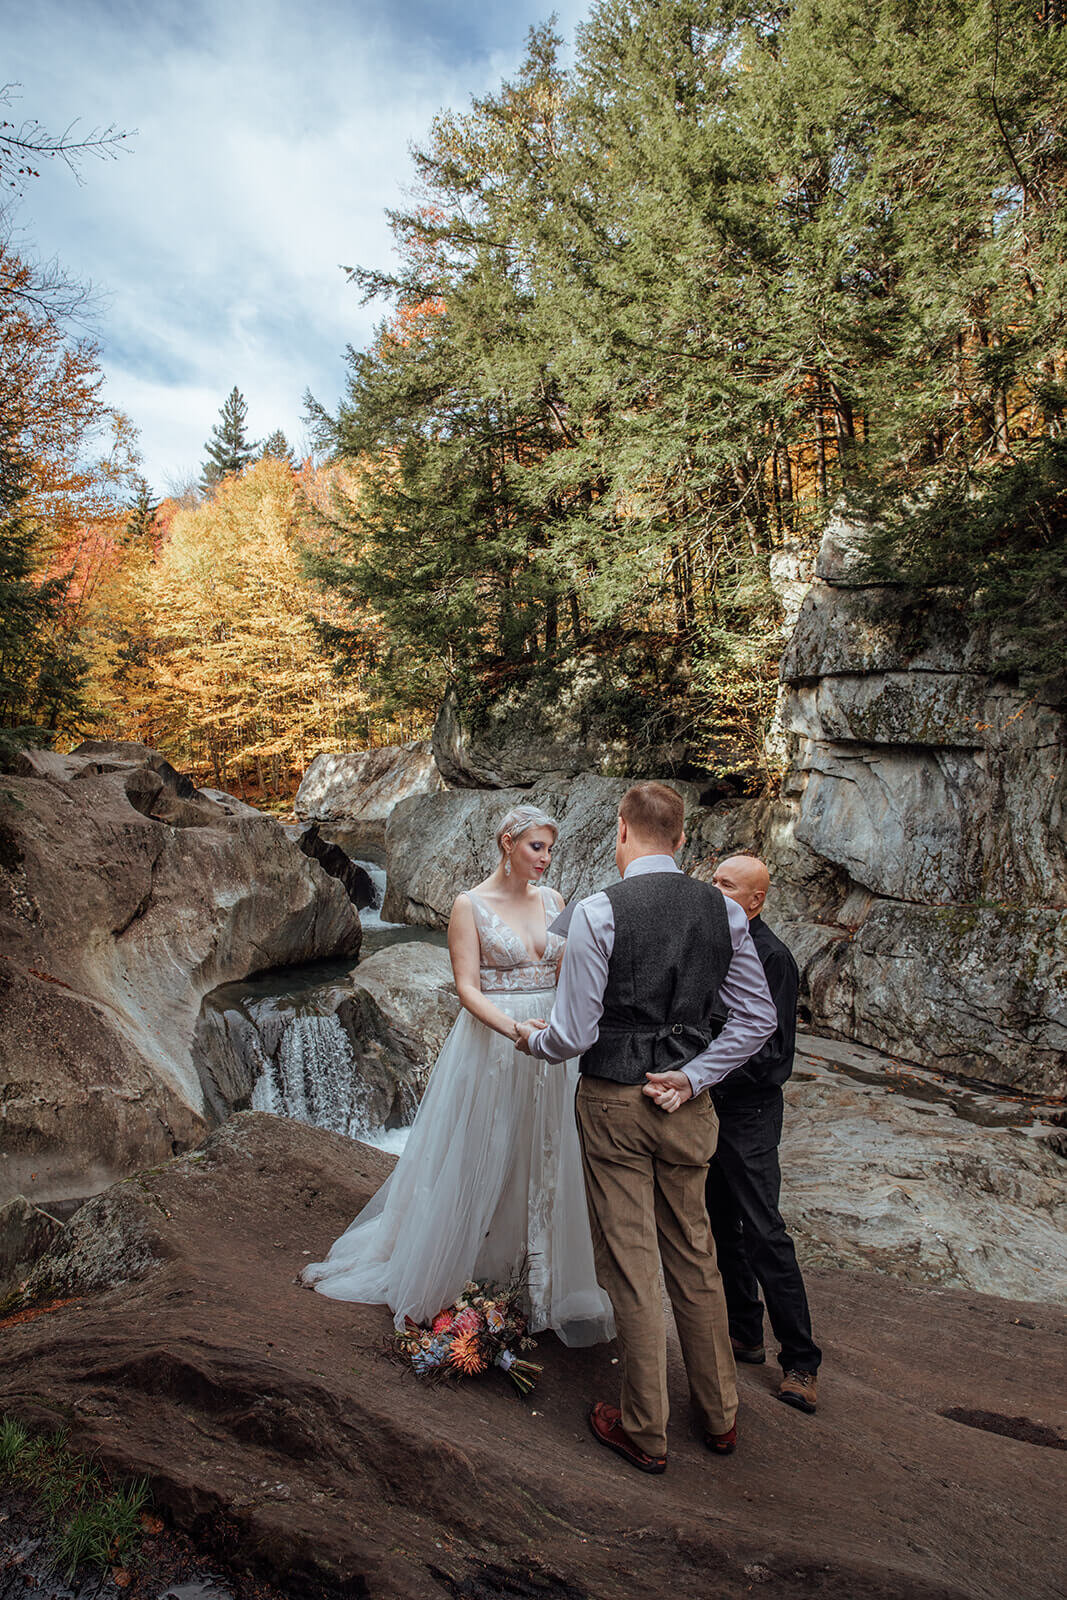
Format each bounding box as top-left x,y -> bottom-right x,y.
705,1086 -> 821,1374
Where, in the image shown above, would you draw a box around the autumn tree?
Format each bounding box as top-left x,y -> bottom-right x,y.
0,239 -> 136,745
201,386 -> 255,491
108,456 -> 403,795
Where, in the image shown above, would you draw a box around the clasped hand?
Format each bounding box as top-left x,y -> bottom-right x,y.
512,1019 -> 545,1056
642,1070 -> 694,1114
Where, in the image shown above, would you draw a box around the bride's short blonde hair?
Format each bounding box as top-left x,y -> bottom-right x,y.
495,803 -> 559,856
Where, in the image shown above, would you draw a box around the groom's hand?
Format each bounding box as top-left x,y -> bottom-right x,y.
643,1070 -> 694,1113
513,1019 -> 546,1056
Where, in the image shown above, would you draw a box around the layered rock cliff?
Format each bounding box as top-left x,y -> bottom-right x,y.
763,517 -> 1066,1096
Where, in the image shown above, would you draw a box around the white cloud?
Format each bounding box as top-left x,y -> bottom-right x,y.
6,0 -> 592,490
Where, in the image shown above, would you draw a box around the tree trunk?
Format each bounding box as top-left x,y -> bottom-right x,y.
814,382 -> 829,501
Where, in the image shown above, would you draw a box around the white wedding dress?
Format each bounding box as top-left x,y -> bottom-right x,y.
302,886 -> 615,1347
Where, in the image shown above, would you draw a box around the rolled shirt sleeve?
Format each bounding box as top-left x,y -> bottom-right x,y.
679,897 -> 778,1097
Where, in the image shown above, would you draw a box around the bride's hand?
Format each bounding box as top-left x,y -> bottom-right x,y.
512,1019 -> 546,1055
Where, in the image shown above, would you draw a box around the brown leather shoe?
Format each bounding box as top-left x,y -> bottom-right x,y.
730,1336 -> 766,1365
778,1370 -> 818,1414
704,1422 -> 738,1455
588,1402 -> 666,1474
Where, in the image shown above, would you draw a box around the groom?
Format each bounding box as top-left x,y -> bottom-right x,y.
516,782 -> 776,1474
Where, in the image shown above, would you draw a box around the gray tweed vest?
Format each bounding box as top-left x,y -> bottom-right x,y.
580,871 -> 733,1085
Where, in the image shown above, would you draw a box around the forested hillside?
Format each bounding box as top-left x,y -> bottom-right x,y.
312,0 -> 1067,778
3,0 -> 1065,793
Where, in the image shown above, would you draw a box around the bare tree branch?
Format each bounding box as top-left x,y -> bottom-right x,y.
0,83 -> 134,195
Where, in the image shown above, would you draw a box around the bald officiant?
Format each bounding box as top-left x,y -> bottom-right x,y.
706,855 -> 822,1415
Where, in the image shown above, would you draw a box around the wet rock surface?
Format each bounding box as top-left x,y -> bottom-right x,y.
1,1114 -> 1063,1600
289,823 -> 376,910
192,945 -> 458,1133
0,746 -> 360,1209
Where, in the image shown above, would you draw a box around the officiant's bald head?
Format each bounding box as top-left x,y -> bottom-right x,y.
712,854 -> 769,921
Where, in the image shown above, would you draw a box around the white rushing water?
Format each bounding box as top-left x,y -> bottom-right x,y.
246,857 -> 418,1156
354,859 -> 405,934
251,1013 -> 377,1140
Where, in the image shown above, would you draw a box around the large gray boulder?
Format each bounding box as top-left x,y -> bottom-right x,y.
350,942 -> 459,1073
0,745 -> 361,1209
381,774 -> 685,927
294,742 -> 444,855
804,902 -> 1067,1097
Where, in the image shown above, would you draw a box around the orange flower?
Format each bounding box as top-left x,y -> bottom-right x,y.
449,1330 -> 487,1375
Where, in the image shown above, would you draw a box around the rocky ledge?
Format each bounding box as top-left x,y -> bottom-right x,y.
2,1114 -> 1063,1600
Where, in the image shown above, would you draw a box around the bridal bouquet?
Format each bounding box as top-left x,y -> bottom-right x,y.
394,1277 -> 542,1397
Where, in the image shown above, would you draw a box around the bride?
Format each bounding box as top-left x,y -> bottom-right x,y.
302,804 -> 615,1348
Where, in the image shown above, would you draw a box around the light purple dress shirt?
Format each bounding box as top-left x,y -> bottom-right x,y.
527,854 -> 778,1096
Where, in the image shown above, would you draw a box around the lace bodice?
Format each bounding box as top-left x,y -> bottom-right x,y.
467,887 -> 565,993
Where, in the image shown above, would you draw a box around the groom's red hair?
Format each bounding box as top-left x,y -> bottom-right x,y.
619,782 -> 685,848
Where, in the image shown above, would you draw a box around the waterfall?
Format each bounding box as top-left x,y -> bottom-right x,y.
251,1012 -> 378,1140
198,847 -> 433,1158
351,858 -> 401,934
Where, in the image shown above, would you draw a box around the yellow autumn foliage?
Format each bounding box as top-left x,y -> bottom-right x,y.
87,457 -> 424,799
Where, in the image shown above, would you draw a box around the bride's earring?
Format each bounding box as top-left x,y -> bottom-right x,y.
503,854 -> 512,877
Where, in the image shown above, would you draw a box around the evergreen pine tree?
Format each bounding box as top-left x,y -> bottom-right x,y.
125,475 -> 159,541
309,0 -> 1067,764
259,429 -> 296,468
0,435 -> 88,752
201,386 -> 255,491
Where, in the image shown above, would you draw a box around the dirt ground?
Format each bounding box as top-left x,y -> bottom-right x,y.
2,1114 -> 1064,1600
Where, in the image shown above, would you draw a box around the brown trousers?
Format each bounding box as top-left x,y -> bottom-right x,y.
576,1076 -> 738,1458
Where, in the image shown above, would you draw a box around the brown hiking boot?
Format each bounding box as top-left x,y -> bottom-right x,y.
778,1370 -> 818,1414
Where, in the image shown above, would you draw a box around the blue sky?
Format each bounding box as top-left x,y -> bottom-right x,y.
5,0 -> 591,492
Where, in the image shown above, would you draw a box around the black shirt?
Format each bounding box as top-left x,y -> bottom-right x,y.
714,915 -> 799,1097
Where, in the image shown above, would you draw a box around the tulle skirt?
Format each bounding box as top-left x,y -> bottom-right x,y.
302,988 -> 615,1347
